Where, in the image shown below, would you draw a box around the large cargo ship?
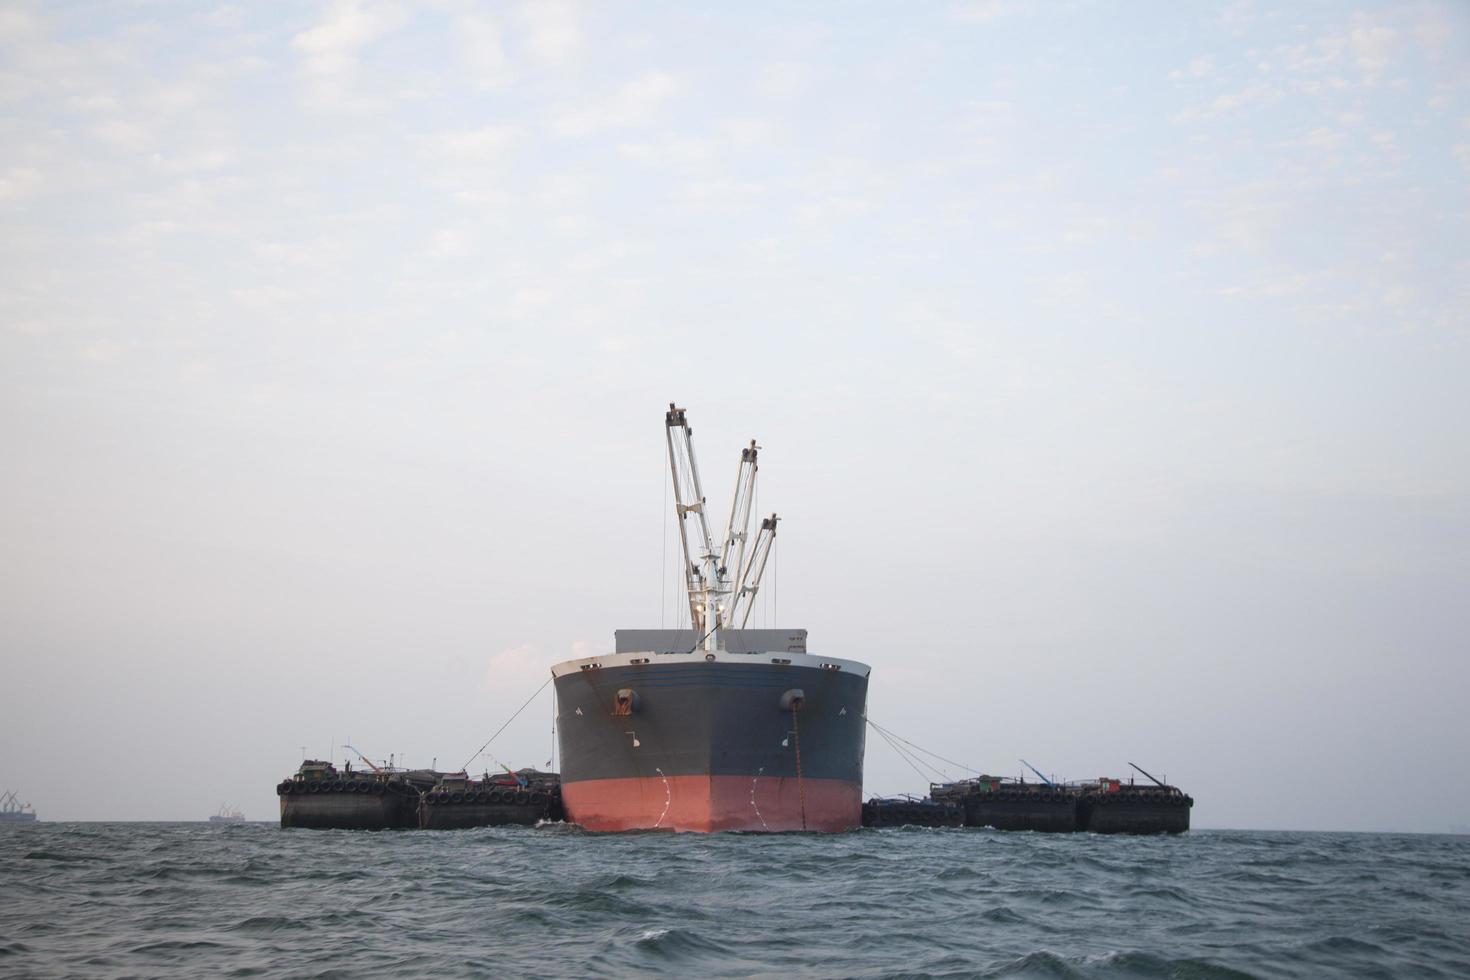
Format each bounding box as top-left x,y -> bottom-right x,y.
552,406 -> 870,832
1,789 -> 37,823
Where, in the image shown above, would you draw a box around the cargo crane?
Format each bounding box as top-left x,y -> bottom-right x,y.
1020,759 -> 1057,788
733,515 -> 779,628
665,404 -> 779,646
342,745 -> 383,773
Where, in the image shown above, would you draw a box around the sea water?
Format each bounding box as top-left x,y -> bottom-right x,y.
2,822 -> 1467,978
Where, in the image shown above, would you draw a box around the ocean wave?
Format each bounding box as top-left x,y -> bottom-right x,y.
0,825 -> 1466,977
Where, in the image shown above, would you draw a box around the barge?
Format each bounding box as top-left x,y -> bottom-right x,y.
419,769 -> 563,829
930,766 -> 1193,834
277,760 -> 430,830
931,776 -> 1079,832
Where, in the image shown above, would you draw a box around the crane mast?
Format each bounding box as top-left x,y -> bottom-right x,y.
664,405 -> 780,646
732,514 -> 778,627
718,440 -> 759,600
665,404 -> 722,640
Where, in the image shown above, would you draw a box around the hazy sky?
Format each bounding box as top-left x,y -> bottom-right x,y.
2,1 -> 1467,831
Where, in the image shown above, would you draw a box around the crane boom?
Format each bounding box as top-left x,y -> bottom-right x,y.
342,744 -> 383,773
1019,758 -> 1056,788
1128,762 -> 1167,787
665,404 -> 723,639
717,439 -> 759,616
664,406 -> 785,642
733,514 -> 779,627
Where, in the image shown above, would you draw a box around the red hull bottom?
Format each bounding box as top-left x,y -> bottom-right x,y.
563,775 -> 861,832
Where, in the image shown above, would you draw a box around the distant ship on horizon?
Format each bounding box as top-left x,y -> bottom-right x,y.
1,789 -> 37,823
208,804 -> 245,823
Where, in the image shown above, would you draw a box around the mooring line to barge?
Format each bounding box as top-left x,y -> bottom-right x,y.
462,675 -> 554,772
868,720 -> 939,784
867,718 -> 977,779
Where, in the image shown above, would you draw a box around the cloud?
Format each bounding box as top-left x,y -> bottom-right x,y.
756,62 -> 814,100
791,155 -> 884,227
456,13 -> 513,90
291,0 -> 407,108
1274,13 -> 1400,88
1346,16 -> 1397,76
426,226 -> 474,258
0,166 -> 42,201
150,148 -> 235,175
519,0 -> 582,68
1172,80 -> 1283,122
253,236 -> 348,272
0,10 -> 42,51
1169,56 -> 1215,81
673,177 -> 766,210
420,125 -> 520,164
482,641 -> 589,697
618,118 -> 774,171
88,119 -> 150,150
618,134 -> 714,167
292,0 -> 404,76
550,70 -> 678,137
949,1 -> 1018,24
483,643 -> 548,693
416,125 -> 520,202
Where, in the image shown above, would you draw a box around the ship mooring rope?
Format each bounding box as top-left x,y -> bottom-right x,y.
868,720 -> 939,784
866,719 -> 977,777
792,704 -> 807,831
462,674 -> 553,772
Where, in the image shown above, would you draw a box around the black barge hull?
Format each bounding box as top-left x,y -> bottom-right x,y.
278,781 -> 420,830
862,798 -> 963,828
1080,793 -> 1191,834
962,791 -> 1079,832
419,785 -> 563,829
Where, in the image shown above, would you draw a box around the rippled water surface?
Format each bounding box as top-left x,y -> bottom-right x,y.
3,822 -> 1468,978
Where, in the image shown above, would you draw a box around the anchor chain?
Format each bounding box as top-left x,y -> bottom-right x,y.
792,704 -> 807,831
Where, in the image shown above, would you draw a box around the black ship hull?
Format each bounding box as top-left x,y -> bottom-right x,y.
553,649 -> 869,832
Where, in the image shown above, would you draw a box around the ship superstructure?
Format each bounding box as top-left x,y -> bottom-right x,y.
552,405 -> 870,832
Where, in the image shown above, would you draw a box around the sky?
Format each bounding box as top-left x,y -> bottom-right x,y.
1,1 -> 1467,831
